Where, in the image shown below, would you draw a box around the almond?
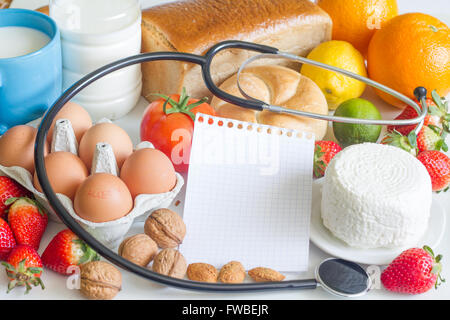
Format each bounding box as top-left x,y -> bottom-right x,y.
218,261 -> 245,284
248,267 -> 285,282
187,263 -> 218,283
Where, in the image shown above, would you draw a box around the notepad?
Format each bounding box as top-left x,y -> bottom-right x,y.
180,114 -> 315,272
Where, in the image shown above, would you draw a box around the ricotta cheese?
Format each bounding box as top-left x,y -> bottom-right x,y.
321,143 -> 432,249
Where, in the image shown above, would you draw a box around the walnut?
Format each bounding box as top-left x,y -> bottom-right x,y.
80,261 -> 122,300
144,208 -> 186,248
152,248 -> 187,279
248,267 -> 285,282
118,234 -> 158,267
218,261 -> 245,284
187,263 -> 218,283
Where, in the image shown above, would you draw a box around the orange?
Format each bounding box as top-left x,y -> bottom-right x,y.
317,0 -> 398,55
367,13 -> 450,108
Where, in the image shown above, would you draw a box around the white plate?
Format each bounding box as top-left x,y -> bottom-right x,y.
310,179 -> 446,266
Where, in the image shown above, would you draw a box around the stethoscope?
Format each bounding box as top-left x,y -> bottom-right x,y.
35,40 -> 428,297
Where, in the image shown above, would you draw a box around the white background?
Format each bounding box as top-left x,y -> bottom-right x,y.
4,0 -> 450,300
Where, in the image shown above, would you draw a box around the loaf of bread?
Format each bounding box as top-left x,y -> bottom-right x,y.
36,6 -> 50,15
211,65 -> 329,140
0,0 -> 11,9
141,0 -> 332,101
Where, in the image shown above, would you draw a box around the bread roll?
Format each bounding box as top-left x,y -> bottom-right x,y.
141,0 -> 332,101
211,65 -> 329,140
36,6 -> 49,15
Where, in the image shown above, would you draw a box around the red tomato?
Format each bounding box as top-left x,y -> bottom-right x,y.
140,90 -> 215,172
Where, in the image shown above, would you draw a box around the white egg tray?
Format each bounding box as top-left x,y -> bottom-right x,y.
0,163 -> 184,248
0,119 -> 184,249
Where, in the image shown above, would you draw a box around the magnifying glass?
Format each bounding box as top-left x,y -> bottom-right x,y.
35,40 -> 416,296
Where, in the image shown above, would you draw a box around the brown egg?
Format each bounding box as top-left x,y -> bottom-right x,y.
120,148 -> 177,199
78,123 -> 133,171
47,102 -> 92,144
33,152 -> 88,201
74,173 -> 133,223
0,125 -> 48,175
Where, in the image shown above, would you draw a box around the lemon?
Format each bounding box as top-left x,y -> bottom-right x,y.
301,40 -> 367,110
332,98 -> 382,148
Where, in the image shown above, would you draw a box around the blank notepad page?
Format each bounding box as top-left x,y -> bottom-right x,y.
180,115 -> 315,272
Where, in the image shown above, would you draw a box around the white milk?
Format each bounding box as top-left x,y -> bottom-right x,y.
50,0 -> 142,121
0,26 -> 50,59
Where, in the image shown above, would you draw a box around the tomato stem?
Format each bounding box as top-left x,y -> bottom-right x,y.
152,88 -> 208,121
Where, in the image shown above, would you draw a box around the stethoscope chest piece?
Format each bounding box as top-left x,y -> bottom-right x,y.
316,258 -> 371,298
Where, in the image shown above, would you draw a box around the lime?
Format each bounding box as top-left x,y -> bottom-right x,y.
333,98 -> 382,148
300,40 -> 367,110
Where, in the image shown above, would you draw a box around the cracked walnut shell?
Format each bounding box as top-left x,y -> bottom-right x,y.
118,234 -> 158,267
80,261 -> 122,300
152,248 -> 187,279
144,208 -> 186,248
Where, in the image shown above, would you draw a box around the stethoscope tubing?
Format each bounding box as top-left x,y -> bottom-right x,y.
35,48 -> 318,293
35,40 -> 424,293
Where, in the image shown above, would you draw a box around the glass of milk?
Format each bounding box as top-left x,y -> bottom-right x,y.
50,0 -> 142,121
0,27 -> 50,59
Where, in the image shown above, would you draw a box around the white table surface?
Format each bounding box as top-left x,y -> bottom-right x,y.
3,0 -> 450,300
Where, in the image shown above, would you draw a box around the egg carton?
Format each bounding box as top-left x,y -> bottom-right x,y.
0,118 -> 184,248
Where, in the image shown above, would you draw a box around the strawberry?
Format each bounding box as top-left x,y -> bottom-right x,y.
6,197 -> 48,250
0,176 -> 30,219
416,125 -> 448,153
0,218 -> 16,261
387,90 -> 450,136
417,150 -> 450,192
1,244 -> 44,293
382,124 -> 447,155
381,245 -> 444,294
313,141 -> 342,178
42,229 -> 99,275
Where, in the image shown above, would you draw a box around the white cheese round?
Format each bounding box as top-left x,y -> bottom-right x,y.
321,143 -> 432,249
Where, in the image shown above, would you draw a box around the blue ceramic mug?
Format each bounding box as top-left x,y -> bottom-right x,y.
0,9 -> 62,134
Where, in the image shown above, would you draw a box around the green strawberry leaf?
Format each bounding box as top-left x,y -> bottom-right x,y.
432,90 -> 445,109
435,139 -> 444,151
73,239 -> 100,265
7,280 -> 17,294
27,267 -> 43,275
32,200 -> 47,217
4,197 -> 19,206
423,245 -> 434,257
407,131 -> 417,148
428,105 -> 442,116
2,262 -> 16,273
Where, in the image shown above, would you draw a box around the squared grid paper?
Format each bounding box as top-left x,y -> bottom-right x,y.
180,114 -> 315,272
